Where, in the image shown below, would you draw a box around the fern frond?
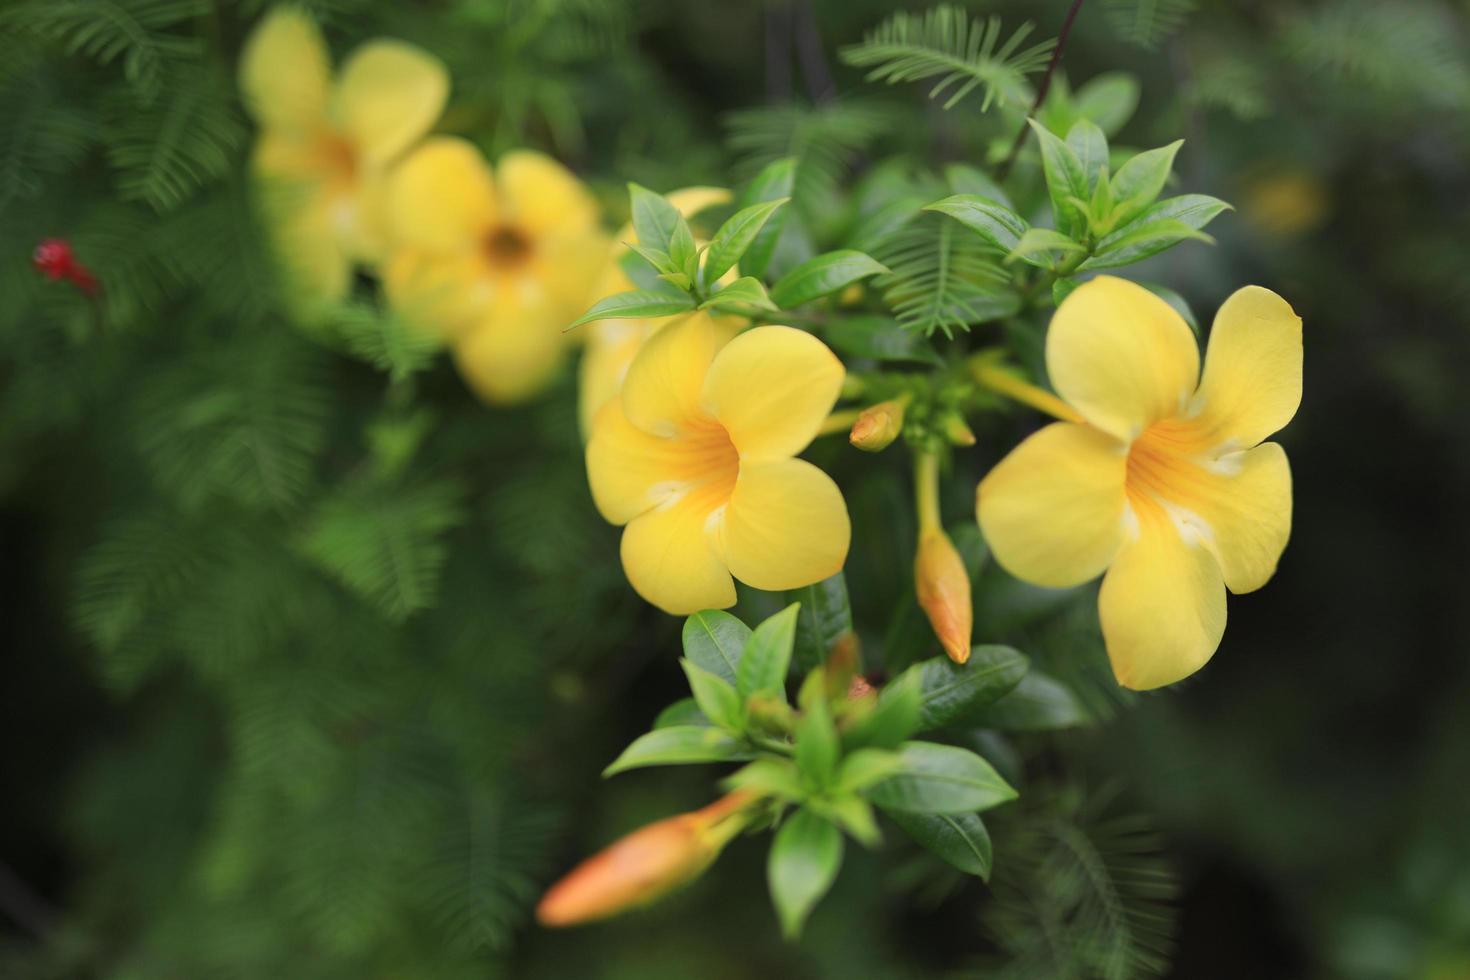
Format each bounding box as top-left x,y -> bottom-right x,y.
840,6 -> 1054,111
105,64 -> 246,212
1102,0 -> 1195,51
871,214 -> 1015,337
0,72 -> 94,212
1,0 -> 206,100
333,302 -> 443,383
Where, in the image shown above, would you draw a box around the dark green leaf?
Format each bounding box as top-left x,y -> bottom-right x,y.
567,290 -> 694,329
736,157 -> 796,278
1079,218 -> 1212,271
770,250 -> 887,308
1066,119 -> 1109,193
823,315 -> 943,366
889,810 -> 993,879
867,741 -> 1017,813
943,162 -> 1013,209
787,573 -> 853,673
1029,119 -> 1089,236
768,808 -> 843,939
924,194 -> 1029,252
970,669 -> 1089,731
1006,227 -> 1086,269
683,610 -> 751,687
1053,277 -> 1081,306
1074,72 -> 1140,135
737,603 -> 799,701
603,726 -> 754,776
704,198 -> 788,284
915,645 -> 1029,730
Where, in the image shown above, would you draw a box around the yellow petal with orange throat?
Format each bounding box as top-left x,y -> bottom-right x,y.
700,326 -> 844,463
621,315 -> 721,437
333,40 -> 448,168
621,497 -> 737,615
382,249 -> 490,340
977,422 -> 1128,588
498,151 -> 599,237
386,137 -> 497,253
452,307 -> 566,405
1189,285 -> 1303,451
722,459 -> 850,591
240,8 -> 330,133
585,397 -> 691,525
1098,506 -> 1227,691
1047,276 -> 1200,442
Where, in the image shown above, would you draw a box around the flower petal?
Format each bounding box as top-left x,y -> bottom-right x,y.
621,498 -> 737,615
585,397 -> 688,525
1189,442 -> 1293,594
1189,285 -> 1303,450
579,319 -> 652,437
700,326 -> 844,463
665,186 -> 732,224
452,305 -> 567,405
239,7 -> 330,133
386,137 -> 496,253
977,422 -> 1129,588
1098,509 -> 1227,691
722,459 -> 850,591
498,151 -> 599,237
333,40 -> 448,167
621,315 -> 721,437
1047,275 -> 1200,441
382,249 -> 492,341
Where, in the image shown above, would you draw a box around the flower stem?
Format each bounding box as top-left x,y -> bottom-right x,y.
914,450 -> 942,535
996,0 -> 1088,181
972,360 -> 1083,424
817,408 -> 862,436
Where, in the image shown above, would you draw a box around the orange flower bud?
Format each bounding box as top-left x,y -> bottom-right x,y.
849,398 -> 905,452
537,791 -> 753,926
915,527 -> 972,664
941,413 -> 976,447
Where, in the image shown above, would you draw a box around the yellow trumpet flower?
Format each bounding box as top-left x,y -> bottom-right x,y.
239,7 -> 448,311
381,138 -> 607,404
585,316 -> 850,614
977,276 -> 1302,690
577,186 -> 738,436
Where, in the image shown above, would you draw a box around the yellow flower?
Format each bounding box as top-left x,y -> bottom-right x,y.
977,276 -> 1301,690
577,186 -> 736,436
585,316 -> 850,614
239,7 -> 448,310
382,138 -> 607,404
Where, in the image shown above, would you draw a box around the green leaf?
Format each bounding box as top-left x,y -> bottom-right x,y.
787,573 -> 853,673
681,659 -> 744,731
843,669 -> 923,750
699,276 -> 777,313
1078,218 -> 1213,271
924,194 -> 1029,252
1108,193 -> 1232,239
1109,139 -> 1183,224
795,684 -> 840,786
836,748 -> 906,794
737,603 -> 800,701
736,157 -> 796,278
725,758 -> 804,800
567,290 -> 695,329
1006,227 -> 1086,269
943,162 -> 1013,209
669,219 -> 698,281
768,808 -> 843,939
1074,72 -> 1140,135
682,610 -> 751,687
823,315 -> 943,366
703,198 -> 788,284
653,697 -> 711,729
914,646 -> 1029,730
1053,277 -> 1081,306
867,741 -> 1017,814
769,250 -> 888,308
971,669 -> 1089,731
888,810 -> 992,879
628,182 -> 684,254
624,242 -> 677,276
1029,119 -> 1089,237
603,726 -> 754,776
1066,119 -> 1109,193
819,796 -> 881,847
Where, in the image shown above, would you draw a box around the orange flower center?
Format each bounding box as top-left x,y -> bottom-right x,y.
1124,417 -> 1216,522
676,417 -> 740,512
316,132 -> 358,188
484,224 -> 534,269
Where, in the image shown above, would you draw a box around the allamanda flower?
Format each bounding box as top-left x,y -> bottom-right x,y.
586,316 -> 850,614
578,186 -> 738,436
383,137 -> 606,404
977,276 -> 1302,690
240,7 -> 447,310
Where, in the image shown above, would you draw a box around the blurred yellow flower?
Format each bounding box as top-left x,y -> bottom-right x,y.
586,317 -> 850,614
977,276 -> 1301,690
239,7 -> 447,310
578,186 -> 735,435
382,138 -> 606,404
1240,169 -> 1330,239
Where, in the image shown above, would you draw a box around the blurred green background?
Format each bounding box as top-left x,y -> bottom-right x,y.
3,0 -> 1469,977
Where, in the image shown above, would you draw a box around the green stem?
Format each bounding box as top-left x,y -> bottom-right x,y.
914,451 -> 942,534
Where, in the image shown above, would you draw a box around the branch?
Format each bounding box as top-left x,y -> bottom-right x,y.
996,0 -> 1088,181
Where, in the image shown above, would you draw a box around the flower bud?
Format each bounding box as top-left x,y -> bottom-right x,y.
849,398 -> 905,452
914,527 -> 972,664
940,413 -> 976,447
536,791 -> 753,926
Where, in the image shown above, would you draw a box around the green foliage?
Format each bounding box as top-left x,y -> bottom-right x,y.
1102,0 -> 1196,51
840,6 -> 1055,111
872,214 -> 1015,336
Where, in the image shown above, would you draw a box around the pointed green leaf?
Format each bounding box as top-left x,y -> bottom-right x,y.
1074,72 -> 1140,135
914,646 -> 1029,730
867,741 -> 1017,814
625,242 -> 677,276
795,683 -> 839,785
603,726 -> 754,776
683,610 -> 751,687
888,810 -> 993,879
566,290 -> 695,329
699,276 -> 777,313
842,668 -> 923,750
1079,218 -> 1213,271
628,182 -> 684,254
681,659 -> 744,730
970,669 -> 1089,731
1066,119 -> 1109,193
786,573 -> 853,673
1029,118 -> 1090,237
669,219 -> 698,281
943,162 -> 1014,209
736,158 -> 797,278
737,603 -> 799,701
1109,139 -> 1183,225
703,198 -> 788,284
654,697 -> 711,729
924,194 -> 1029,252
725,758 -> 804,800
1006,227 -> 1086,269
769,250 -> 888,308
823,315 -> 943,366
820,796 -> 881,847
836,748 -> 905,794
768,808 -> 843,939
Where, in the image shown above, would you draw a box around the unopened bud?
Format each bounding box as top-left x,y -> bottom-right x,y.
915,528 -> 972,664
850,399 -> 905,452
847,674 -> 874,700
537,792 -> 753,926
941,413 -> 976,447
